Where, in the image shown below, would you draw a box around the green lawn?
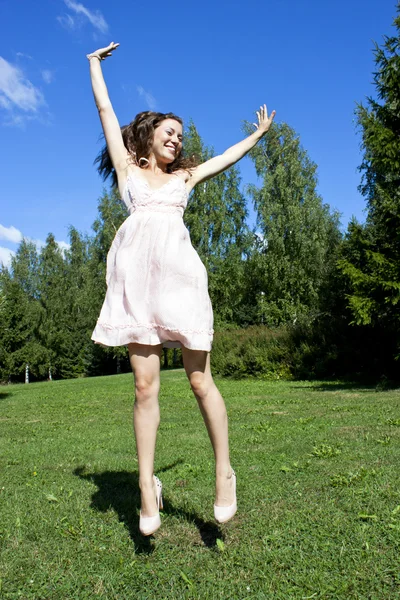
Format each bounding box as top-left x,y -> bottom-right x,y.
1,372 -> 400,599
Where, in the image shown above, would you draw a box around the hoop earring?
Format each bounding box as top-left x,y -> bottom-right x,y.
138,157 -> 149,168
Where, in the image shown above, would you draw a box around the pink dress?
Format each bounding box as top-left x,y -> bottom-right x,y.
91,172 -> 214,351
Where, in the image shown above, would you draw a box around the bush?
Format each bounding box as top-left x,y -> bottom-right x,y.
210,317 -> 400,382
211,326 -> 291,379
284,314 -> 400,381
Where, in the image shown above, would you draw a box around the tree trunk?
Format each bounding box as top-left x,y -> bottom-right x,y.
163,348 -> 169,368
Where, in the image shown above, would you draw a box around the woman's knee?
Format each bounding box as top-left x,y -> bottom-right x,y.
134,374 -> 160,404
189,372 -> 213,400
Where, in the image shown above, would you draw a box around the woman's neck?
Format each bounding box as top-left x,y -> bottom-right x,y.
145,154 -> 169,174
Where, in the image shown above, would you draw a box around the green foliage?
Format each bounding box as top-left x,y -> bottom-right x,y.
277,3 -> 400,383
4,111 -> 386,381
85,188 -> 130,373
0,190 -> 132,381
183,121 -> 251,326
0,241 -> 45,381
242,120 -> 342,326
36,233 -> 72,378
338,5 -> 400,339
310,443 -> 341,458
282,311 -> 391,380
209,315 -> 400,382
211,325 -> 290,379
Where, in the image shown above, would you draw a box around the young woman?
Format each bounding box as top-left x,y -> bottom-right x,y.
88,42 -> 275,536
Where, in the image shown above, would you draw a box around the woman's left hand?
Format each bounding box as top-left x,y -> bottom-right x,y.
253,104 -> 276,134
87,41 -> 120,61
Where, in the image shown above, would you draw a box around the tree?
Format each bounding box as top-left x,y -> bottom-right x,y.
183,120 -> 251,325
86,187 -> 130,375
338,4 -> 400,367
36,234 -> 71,378
243,121 -> 341,326
61,227 -> 93,377
0,240 -> 46,381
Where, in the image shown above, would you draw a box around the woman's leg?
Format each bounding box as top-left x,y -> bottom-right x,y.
128,343 -> 162,517
181,348 -> 235,507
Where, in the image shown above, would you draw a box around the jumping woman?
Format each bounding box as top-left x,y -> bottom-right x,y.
88,42 -> 275,536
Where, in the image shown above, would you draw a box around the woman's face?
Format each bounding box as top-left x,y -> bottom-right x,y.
152,119 -> 183,164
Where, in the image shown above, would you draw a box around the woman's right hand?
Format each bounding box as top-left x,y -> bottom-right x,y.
87,41 -> 119,61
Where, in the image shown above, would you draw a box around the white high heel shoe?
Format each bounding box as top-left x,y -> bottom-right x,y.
214,470 -> 237,524
139,475 -> 163,536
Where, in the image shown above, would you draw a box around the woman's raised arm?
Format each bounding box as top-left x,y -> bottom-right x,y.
87,42 -> 129,179
187,105 -> 276,191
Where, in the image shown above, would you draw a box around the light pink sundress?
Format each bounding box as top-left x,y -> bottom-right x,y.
91,172 -> 214,351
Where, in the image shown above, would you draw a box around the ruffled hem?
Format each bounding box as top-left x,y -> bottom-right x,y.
91,321 -> 213,352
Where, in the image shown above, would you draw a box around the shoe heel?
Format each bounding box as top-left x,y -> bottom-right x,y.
154,475 -> 163,509
139,475 -> 163,536
214,470 -> 237,524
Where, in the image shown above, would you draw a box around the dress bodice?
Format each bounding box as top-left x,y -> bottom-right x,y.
122,173 -> 188,216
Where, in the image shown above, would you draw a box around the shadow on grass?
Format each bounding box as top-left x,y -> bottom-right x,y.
74,465 -> 221,553
0,390 -> 13,400
290,381 -> 377,392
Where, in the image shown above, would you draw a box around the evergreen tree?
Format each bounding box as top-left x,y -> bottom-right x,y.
0,241 -> 47,381
0,283 -> 7,378
338,4 -> 400,338
243,121 -> 341,326
86,187 -> 130,375
91,187 -> 127,270
36,234 -> 70,378
62,227 -> 92,377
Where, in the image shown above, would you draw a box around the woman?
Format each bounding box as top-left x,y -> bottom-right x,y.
88,42 -> 275,536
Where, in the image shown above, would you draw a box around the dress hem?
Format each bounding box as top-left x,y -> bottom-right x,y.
91,321 -> 213,352
96,320 -> 214,336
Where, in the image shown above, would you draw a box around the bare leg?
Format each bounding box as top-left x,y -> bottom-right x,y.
128,343 -> 162,518
181,348 -> 235,507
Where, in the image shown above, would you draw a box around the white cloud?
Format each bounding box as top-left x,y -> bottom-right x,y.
56,241 -> 71,253
0,224 -> 23,244
16,52 -> 33,60
59,0 -> 109,33
0,95 -> 11,110
137,85 -> 156,110
31,238 -> 45,250
27,237 -> 70,253
0,223 -> 70,265
2,113 -> 45,128
57,13 -> 75,30
0,247 -> 15,268
41,69 -> 54,84
22,237 -> 70,254
0,57 -> 45,125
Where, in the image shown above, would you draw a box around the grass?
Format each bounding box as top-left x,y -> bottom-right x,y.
1,372 -> 400,599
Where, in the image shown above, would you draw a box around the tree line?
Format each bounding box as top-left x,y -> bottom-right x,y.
1,5 -> 399,382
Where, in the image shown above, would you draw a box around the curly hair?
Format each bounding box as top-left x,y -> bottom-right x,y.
95,111 -> 199,188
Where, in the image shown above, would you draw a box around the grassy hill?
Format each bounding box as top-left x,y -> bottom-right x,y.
1,371 -> 400,598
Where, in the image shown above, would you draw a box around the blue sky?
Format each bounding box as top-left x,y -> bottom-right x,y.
0,0 -> 397,267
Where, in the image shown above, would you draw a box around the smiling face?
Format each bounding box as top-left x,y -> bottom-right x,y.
151,118 -> 183,166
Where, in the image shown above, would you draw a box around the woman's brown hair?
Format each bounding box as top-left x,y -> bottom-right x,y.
95,111 -> 199,188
